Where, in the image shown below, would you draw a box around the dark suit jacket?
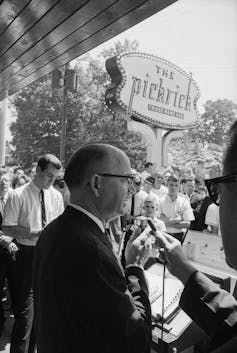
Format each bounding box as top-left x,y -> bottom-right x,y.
190,196 -> 212,231
180,271 -> 237,352
33,206 -> 151,353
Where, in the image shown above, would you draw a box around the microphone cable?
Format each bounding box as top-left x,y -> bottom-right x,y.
160,259 -> 166,353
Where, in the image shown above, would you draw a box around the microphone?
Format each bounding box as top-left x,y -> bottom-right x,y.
147,218 -> 165,258
147,218 -> 157,233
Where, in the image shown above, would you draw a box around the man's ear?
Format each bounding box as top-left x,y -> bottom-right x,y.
89,174 -> 101,197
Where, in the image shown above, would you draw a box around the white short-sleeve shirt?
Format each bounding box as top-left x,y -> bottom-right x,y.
157,194 -> 194,233
205,203 -> 220,235
3,180 -> 64,246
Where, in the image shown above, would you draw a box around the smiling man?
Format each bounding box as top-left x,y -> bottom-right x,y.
33,144 -> 152,353
2,154 -> 64,353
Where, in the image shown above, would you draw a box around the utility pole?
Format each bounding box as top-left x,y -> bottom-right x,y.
51,64 -> 79,166
60,67 -> 68,166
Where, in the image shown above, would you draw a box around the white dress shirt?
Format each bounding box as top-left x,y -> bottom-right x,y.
140,170 -> 151,181
157,194 -> 194,233
3,181 -> 64,246
205,203 -> 220,235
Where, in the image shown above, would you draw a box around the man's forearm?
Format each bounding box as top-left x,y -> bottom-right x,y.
2,225 -> 38,240
173,221 -> 190,229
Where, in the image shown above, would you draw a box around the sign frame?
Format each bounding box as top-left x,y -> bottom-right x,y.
105,52 -> 200,130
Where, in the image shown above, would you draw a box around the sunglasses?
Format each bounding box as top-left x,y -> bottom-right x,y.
205,173 -> 237,205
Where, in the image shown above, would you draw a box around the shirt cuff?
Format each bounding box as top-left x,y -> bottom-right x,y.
126,264 -> 144,271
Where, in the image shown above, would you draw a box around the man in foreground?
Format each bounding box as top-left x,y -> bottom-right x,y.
156,121 -> 237,352
33,144 -> 152,353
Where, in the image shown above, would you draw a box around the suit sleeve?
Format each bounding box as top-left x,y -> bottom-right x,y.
180,271 -> 237,349
64,241 -> 152,353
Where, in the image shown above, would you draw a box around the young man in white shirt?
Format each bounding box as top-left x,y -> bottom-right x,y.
151,173 -> 168,198
157,174 -> 194,243
2,154 -> 64,353
205,202 -> 220,235
140,162 -> 153,181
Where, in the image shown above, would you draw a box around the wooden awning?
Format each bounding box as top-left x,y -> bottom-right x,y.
0,0 -> 176,101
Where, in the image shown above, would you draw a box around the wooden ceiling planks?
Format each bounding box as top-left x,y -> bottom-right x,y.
0,0 -> 30,35
0,0 -> 177,101
0,0 -> 118,86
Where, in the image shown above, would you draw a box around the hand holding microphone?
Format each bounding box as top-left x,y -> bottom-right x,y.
125,223 -> 154,267
148,224 -> 197,285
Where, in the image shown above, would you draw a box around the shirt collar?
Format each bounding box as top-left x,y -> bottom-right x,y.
68,202 -> 105,233
167,193 -> 177,202
29,180 -> 41,193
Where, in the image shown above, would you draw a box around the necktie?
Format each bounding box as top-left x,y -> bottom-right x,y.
40,190 -> 47,228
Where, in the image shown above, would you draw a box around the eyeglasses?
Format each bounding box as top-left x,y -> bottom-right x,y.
98,173 -> 135,186
205,173 -> 237,205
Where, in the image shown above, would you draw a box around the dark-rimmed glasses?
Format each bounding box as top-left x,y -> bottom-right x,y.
205,174 -> 237,206
98,173 -> 135,187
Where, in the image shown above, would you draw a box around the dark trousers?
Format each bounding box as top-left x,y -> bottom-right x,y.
8,244 -> 36,353
0,250 -> 13,334
168,232 -> 185,244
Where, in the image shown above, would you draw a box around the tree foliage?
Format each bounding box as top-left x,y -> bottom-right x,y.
10,41 -> 237,174
10,39 -> 146,168
187,99 -> 237,145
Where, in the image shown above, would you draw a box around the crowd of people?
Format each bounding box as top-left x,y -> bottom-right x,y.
0,120 -> 237,353
119,163 -> 220,245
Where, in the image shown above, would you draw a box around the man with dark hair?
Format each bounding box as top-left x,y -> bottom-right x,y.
156,121 -> 237,352
185,178 -> 203,230
2,154 -> 64,353
140,162 -> 153,181
157,174 -> 194,243
33,144 -> 152,353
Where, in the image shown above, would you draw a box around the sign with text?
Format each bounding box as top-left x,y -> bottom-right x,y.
105,52 -> 200,129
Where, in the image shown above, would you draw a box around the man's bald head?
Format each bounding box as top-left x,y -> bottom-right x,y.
64,143 -> 128,190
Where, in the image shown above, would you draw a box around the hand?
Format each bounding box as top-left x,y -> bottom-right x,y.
126,215 -> 136,224
125,226 -> 153,267
159,213 -> 167,221
0,235 -> 14,248
7,242 -> 18,254
154,232 -> 196,285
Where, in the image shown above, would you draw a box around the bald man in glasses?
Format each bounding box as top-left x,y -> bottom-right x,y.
156,121 -> 237,352
33,144 -> 152,353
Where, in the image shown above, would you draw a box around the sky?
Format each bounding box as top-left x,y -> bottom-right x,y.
6,0 -> 237,138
